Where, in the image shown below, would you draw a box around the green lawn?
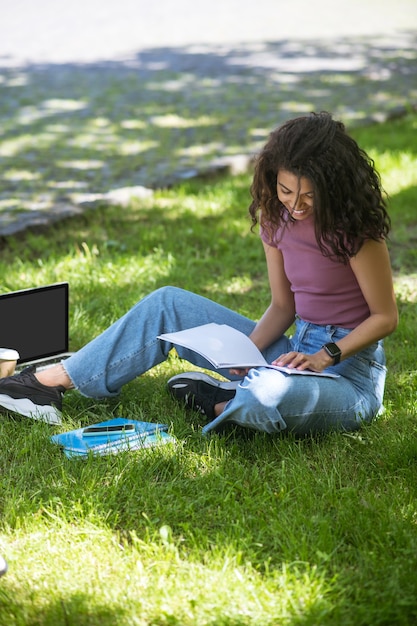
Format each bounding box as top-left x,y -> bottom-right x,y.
0,113 -> 417,625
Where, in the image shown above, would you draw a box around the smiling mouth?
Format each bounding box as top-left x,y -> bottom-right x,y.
289,206 -> 310,216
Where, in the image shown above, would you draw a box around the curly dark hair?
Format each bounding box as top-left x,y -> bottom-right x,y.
249,111 -> 391,261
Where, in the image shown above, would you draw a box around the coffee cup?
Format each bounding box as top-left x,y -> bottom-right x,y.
0,348 -> 20,377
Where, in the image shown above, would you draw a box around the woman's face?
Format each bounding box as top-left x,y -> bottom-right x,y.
277,170 -> 314,221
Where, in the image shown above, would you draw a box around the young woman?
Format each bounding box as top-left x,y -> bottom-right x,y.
0,112 -> 398,436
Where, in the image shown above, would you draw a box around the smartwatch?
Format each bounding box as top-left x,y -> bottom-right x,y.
322,342 -> 341,365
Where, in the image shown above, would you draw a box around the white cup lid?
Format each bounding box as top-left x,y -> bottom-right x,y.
0,348 -> 20,360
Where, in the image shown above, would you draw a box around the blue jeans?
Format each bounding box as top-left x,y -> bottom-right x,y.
63,286 -> 387,436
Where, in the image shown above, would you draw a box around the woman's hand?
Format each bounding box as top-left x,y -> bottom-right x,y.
229,348 -> 334,376
229,367 -> 250,376
272,349 -> 332,372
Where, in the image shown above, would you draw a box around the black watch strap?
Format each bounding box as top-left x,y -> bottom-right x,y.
322,342 -> 341,365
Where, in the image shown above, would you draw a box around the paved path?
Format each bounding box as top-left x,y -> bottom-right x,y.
0,1 -> 416,235
2,0 -> 417,64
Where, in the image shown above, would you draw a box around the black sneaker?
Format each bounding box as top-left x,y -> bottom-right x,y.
167,372 -> 238,420
0,366 -> 65,424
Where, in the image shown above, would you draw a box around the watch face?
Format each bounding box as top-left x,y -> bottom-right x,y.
325,343 -> 341,357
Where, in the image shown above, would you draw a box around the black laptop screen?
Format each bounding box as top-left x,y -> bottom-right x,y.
0,283 -> 69,364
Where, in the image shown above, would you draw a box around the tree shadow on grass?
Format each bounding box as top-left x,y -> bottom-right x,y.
0,31 -> 416,235
0,586 -> 130,626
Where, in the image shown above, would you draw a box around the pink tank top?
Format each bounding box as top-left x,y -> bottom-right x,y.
261,215 -> 370,328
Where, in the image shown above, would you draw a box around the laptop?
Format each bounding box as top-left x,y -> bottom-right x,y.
0,282 -> 74,372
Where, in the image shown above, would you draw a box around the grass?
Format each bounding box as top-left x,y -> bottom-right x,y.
0,113 -> 417,625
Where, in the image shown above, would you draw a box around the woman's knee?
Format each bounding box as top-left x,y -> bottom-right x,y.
151,285 -> 181,302
151,286 -> 196,309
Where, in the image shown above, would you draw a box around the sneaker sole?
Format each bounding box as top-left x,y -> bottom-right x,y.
168,372 -> 239,392
0,394 -> 62,425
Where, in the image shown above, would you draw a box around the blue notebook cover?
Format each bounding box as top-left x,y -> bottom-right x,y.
51,417 -> 173,458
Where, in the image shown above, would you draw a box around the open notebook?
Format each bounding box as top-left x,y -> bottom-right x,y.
0,282 -> 74,372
